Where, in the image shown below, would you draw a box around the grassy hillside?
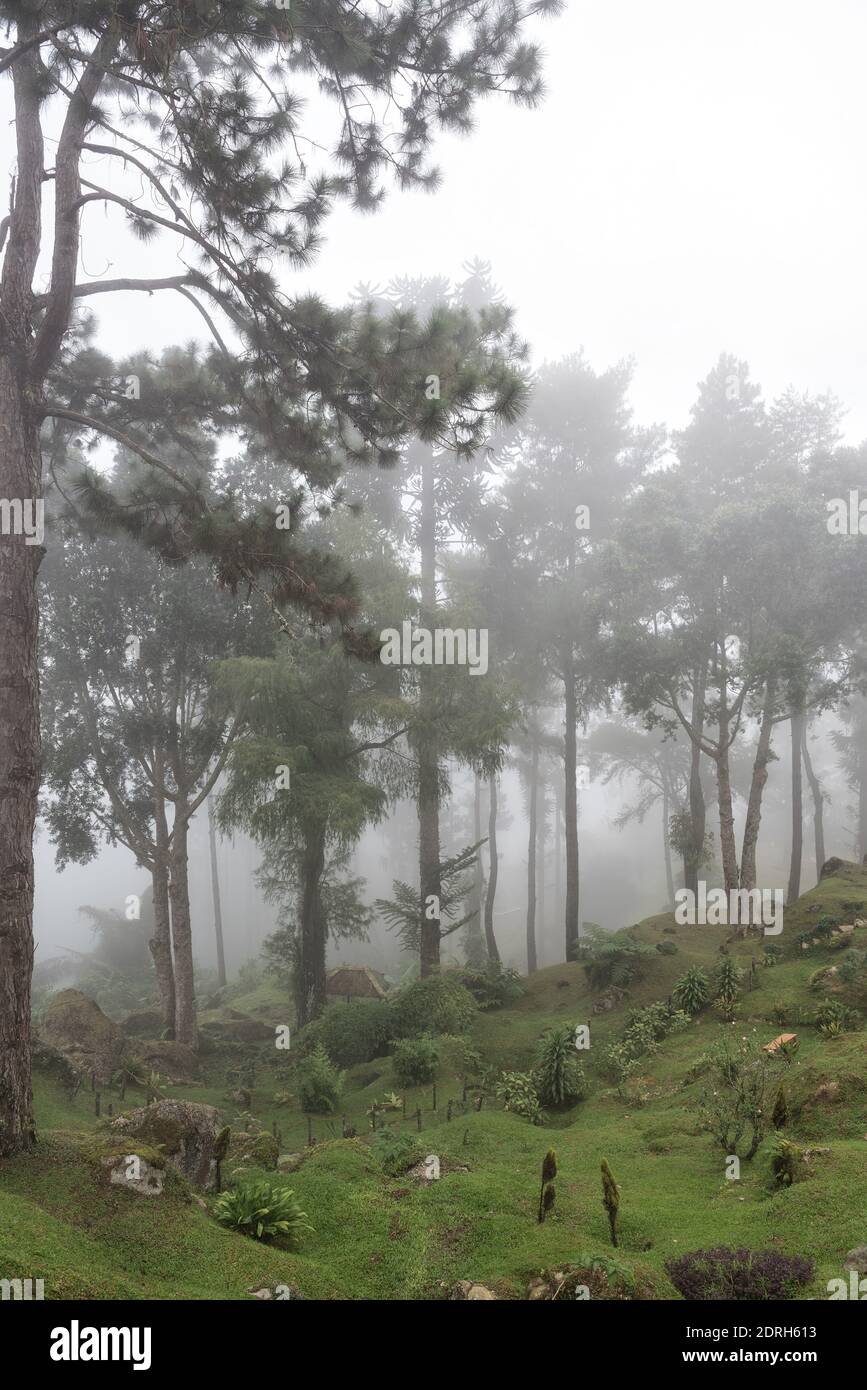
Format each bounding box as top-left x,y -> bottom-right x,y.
2,865 -> 866,1300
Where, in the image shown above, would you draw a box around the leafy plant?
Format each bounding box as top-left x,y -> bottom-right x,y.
214,1179 -> 312,1245
495,1071 -> 544,1125
673,966 -> 711,1015
771,1082 -> 788,1130
665,1246 -> 814,1300
815,999 -> 858,1035
699,1036 -> 781,1160
388,975 -> 477,1038
372,1128 -> 420,1177
458,961 -> 525,1009
391,1035 -> 439,1087
299,1000 -> 392,1067
296,1044 -> 343,1114
714,957 -> 742,1018
770,1134 -> 799,1189
534,1027 -> 586,1107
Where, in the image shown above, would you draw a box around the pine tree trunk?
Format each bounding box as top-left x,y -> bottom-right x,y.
538,790 -> 547,966
740,680 -> 776,897
526,742 -> 539,973
715,648 -> 739,894
801,726 -> 825,884
207,795 -> 227,989
787,707 -> 805,903
563,651 -> 580,960
662,778 -> 674,907
0,23 -> 45,1157
686,669 -> 706,895
295,821 -> 327,1028
417,449 -> 441,976
483,775 -> 501,962
858,715 -> 867,863
169,806 -> 198,1048
464,773 -> 486,967
149,769 -> 175,1032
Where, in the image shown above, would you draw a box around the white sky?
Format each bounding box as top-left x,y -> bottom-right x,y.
12,0 -> 866,440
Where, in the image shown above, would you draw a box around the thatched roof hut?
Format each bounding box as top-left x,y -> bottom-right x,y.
326,965 -> 387,1001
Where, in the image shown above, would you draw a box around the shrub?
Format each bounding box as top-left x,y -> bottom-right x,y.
699,1036 -> 782,1160
391,1034 -> 439,1086
714,958 -> 742,1017
665,1246 -> 814,1300
771,1082 -> 788,1129
601,1159 -> 620,1247
770,1134 -> 799,1188
296,1043 -> 343,1114
496,1070 -> 544,1124
839,949 -> 866,985
458,961 -> 525,1009
299,999 -> 393,1067
656,939 -> 678,955
538,1149 -> 557,1223
534,1026 -> 586,1107
762,945 -> 781,967
673,966 -> 711,1014
815,999 -> 858,1035
372,1128 -> 420,1176
214,1179 -> 312,1245
389,975 -> 477,1038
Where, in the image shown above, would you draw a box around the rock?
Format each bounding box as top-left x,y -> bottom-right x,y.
228,1087 -> 252,1108
120,1009 -> 165,1038
41,989 -> 124,1083
527,1278 -> 549,1300
819,856 -> 847,880
203,1015 -> 274,1043
592,987 -> 627,1015
128,1039 -> 200,1083
236,1130 -> 279,1170
247,1284 -> 304,1301
409,1154 -> 442,1183
451,1280 -> 497,1300
110,1100 -> 222,1190
102,1152 -> 165,1196
277,1152 -> 305,1173
31,1036 -> 82,1091
844,1246 -> 867,1275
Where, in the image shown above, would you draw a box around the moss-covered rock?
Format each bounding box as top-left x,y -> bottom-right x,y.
110,1100 -> 222,1190
40,989 -> 124,1083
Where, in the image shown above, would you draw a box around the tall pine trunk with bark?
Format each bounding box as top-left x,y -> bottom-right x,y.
526,741 -> 539,973
484,775 -> 501,962
787,707 -> 805,903
802,726 -> 825,883
207,794 -> 227,989
295,822 -> 327,1028
740,680 -> 777,898
563,649 -> 580,961
169,805 -> 197,1047
686,670 -> 707,896
417,449 -> 442,976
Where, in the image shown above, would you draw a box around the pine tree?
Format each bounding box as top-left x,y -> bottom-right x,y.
0,0 -> 559,1155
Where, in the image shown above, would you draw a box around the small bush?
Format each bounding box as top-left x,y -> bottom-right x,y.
458,961 -> 525,1009
656,939 -> 678,955
214,1179 -> 312,1245
372,1128 -> 419,1176
535,1026 -> 586,1107
673,966 -> 711,1014
815,999 -> 858,1035
299,999 -> 392,1067
391,1034 -> 439,1086
495,1070 -> 544,1125
665,1246 -> 814,1300
296,1043 -> 343,1113
389,975 -> 477,1038
770,1134 -> 799,1188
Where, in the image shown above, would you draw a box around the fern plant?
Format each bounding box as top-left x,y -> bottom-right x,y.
673,966 -> 711,1015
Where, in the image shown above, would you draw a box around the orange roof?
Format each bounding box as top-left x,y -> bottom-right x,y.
763,1033 -> 797,1053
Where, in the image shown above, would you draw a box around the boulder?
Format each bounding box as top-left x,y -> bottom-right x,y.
40,989 -> 124,1083
234,1130 -> 279,1170
202,1015 -> 274,1043
110,1099 -> 222,1190
102,1152 -> 165,1197
819,856 -> 847,880
451,1281 -> 497,1300
128,1039 -> 200,1083
844,1245 -> 867,1275
121,1009 -> 165,1038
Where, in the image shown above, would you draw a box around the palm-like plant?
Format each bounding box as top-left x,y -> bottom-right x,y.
673,966 -> 711,1015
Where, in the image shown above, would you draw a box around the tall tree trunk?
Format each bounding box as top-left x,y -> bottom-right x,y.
662,778 -> 674,907
169,805 -> 197,1048
686,668 -> 707,895
715,647 -> 739,894
526,741 -> 539,973
740,680 -> 776,896
858,713 -> 867,863
787,706 -> 805,904
295,821 -> 327,1028
417,448 -> 441,976
563,650 -> 580,960
207,794 -> 227,989
802,725 -> 825,883
0,22 -> 45,1157
483,775 -> 501,963
552,783 -> 560,940
463,774 -> 486,966
149,765 -> 175,1031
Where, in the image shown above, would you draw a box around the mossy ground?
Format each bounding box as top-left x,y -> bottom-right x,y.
2,867 -> 866,1299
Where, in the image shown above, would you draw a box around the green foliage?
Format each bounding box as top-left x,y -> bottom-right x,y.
770,1134 -> 799,1189
300,1000 -> 392,1068
673,966 -> 711,1015
575,930 -> 655,990
538,1149 -> 557,1223
296,1044 -> 343,1114
839,949 -> 866,985
391,1035 -> 440,1087
815,999 -> 858,1035
656,939 -> 679,956
495,1071 -> 544,1125
213,1179 -> 312,1245
534,1027 -> 586,1107
771,1082 -> 788,1130
458,961 -> 525,1009
389,975 -> 477,1038
371,1129 -> 420,1177
714,957 -> 742,1017
699,1036 -> 782,1160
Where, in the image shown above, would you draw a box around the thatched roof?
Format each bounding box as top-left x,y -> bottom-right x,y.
326,965 -> 387,999
763,1032 -> 797,1053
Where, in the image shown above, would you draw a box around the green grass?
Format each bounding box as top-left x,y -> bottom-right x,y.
3,864 -> 867,1299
